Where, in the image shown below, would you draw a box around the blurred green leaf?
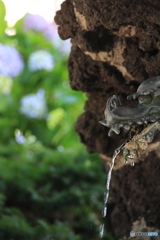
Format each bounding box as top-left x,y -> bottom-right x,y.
0,0 -> 7,36
0,2 -> 115,239
47,108 -> 65,130
0,0 -> 6,19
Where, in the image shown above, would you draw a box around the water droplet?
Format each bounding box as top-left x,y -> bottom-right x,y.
102,207 -> 107,217
99,224 -> 104,238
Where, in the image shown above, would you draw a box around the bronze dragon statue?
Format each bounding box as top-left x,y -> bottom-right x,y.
100,76 -> 160,160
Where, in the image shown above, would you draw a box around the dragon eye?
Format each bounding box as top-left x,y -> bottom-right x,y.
139,96 -> 144,101
138,94 -> 152,105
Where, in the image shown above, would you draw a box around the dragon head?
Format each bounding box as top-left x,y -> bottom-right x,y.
100,76 -> 160,137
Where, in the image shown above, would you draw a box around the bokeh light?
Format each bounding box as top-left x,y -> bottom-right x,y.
3,0 -> 63,26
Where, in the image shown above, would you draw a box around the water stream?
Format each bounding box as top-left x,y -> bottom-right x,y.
100,142 -> 134,238
99,147 -> 121,238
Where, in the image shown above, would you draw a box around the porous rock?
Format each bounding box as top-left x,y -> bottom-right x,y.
55,1 -> 160,238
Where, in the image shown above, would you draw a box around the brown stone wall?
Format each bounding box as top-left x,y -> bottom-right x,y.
55,1 -> 160,238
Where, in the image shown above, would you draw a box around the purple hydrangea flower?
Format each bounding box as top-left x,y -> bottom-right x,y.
23,14 -> 47,32
15,130 -> 26,145
23,14 -> 55,40
23,14 -> 71,54
28,50 -> 54,72
49,22 -> 71,54
0,44 -> 24,77
20,89 -> 47,119
57,38 -> 71,55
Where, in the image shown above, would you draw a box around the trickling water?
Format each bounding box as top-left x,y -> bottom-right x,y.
100,147 -> 121,238
102,206 -> 107,218
100,141 -> 136,238
106,149 -> 120,191
99,224 -> 104,238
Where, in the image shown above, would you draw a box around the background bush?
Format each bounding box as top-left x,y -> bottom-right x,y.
0,1 -> 114,239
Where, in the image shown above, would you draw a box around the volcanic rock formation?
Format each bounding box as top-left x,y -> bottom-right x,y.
55,1 -> 160,238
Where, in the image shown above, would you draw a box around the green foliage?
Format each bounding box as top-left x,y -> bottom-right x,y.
0,2 -> 113,240
0,140 -> 106,239
0,0 -> 7,36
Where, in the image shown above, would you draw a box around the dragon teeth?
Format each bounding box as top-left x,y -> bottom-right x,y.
150,117 -> 156,122
112,125 -> 120,134
136,120 -> 143,125
99,119 -> 107,126
107,115 -> 160,137
108,129 -> 113,136
123,124 -> 130,130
